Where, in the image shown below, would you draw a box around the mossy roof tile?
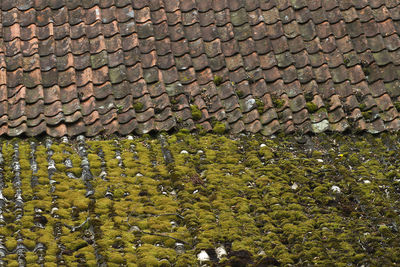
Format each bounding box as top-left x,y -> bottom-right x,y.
0,1 -> 398,136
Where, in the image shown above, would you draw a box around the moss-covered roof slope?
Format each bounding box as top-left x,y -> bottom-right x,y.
0,132 -> 399,265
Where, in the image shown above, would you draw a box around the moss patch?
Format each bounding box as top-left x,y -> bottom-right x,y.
190,105 -> 202,121
306,102 -> 318,113
255,98 -> 264,114
272,96 -> 285,109
213,75 -> 223,86
235,90 -> 244,98
362,110 -> 373,120
133,102 -> 144,112
394,102 -> 400,112
212,122 -> 226,134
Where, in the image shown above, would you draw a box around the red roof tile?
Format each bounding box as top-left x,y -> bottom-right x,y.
0,1 -> 400,136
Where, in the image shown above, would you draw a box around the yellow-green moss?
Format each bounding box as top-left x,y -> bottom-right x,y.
23,239 -> 37,250
362,110 -> 373,120
235,90 -> 244,98
272,97 -> 285,109
134,102 -> 144,112
2,187 -> 15,199
306,102 -> 318,113
212,122 -> 226,134
5,238 -> 17,251
0,135 -> 399,265
107,252 -> 125,264
255,98 -> 264,114
190,105 -> 202,121
73,197 -> 90,210
213,75 -> 223,86
25,252 -> 38,264
394,101 -> 400,112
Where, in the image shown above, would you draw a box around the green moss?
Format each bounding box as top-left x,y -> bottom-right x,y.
69,167 -> 82,177
255,98 -> 264,114
138,256 -> 160,266
304,92 -> 314,102
362,66 -> 370,76
7,260 -> 18,267
96,198 -> 112,210
306,102 -> 318,113
5,238 -> 17,251
362,110 -> 372,120
51,153 -> 64,163
235,90 -> 244,98
311,150 -> 323,158
108,253 -> 125,264
213,75 -> 223,86
212,122 -> 226,134
259,147 -> 274,160
272,97 -> 285,109
44,256 -> 57,264
60,234 -> 88,251
394,102 -> 400,112
2,187 -> 14,199
23,239 -> 36,250
72,197 -> 90,210
134,102 -> 144,112
116,104 -> 124,113
0,136 -> 400,265
19,159 -> 31,171
25,252 -> 38,264
190,105 -> 202,121
359,103 -> 367,111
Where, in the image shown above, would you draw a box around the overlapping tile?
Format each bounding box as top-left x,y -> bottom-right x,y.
0,1 -> 399,136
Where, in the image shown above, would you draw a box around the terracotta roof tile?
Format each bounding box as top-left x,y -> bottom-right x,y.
375,8 -> 394,23
0,1 -> 398,136
357,6 -> 374,22
326,7 -> 343,24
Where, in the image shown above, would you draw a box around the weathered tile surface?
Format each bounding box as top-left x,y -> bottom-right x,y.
1,0 -> 400,136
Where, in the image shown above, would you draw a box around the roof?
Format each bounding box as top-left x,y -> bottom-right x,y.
1,0 -> 400,137
0,132 -> 400,265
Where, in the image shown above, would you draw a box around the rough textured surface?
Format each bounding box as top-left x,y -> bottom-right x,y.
0,132 -> 399,265
1,1 -> 400,136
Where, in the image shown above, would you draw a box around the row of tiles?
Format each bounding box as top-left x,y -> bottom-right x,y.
0,0 -> 400,136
